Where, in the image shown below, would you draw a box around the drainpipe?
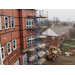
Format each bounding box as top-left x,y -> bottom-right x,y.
0,37 -> 3,65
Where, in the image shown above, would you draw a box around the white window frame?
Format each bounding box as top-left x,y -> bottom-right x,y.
0,16 -> 2,30
1,46 -> 5,61
26,18 -> 34,29
26,18 -> 29,29
52,37 -> 55,40
10,17 -> 15,28
32,35 -> 34,44
26,37 -> 30,46
31,19 -> 34,28
6,42 -> 11,55
12,39 -> 17,50
4,16 -> 9,29
26,36 -> 34,46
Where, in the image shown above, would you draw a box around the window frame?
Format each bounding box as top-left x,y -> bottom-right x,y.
12,39 -> 17,50
6,42 -> 11,55
10,17 -> 15,28
0,16 -> 2,30
52,37 -> 55,40
4,16 -> 9,29
26,37 -> 30,46
1,46 -> 5,61
25,18 -> 34,29
26,36 -> 34,46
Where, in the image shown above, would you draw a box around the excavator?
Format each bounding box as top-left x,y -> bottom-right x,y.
46,45 -> 58,62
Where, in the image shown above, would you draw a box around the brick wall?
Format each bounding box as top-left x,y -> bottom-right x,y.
0,9 -> 36,65
47,31 -> 70,47
0,9 -> 23,65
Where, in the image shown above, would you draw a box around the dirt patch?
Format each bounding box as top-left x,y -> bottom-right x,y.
46,53 -> 75,65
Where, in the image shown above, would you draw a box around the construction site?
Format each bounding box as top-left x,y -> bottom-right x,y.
0,9 -> 75,65
0,9 -> 49,65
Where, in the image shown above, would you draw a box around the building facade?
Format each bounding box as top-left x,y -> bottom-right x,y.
0,9 -> 36,65
43,26 -> 72,47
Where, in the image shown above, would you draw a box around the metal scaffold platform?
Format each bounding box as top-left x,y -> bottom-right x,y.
24,9 -> 48,65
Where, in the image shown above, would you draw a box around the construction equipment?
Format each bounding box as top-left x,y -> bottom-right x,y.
46,46 -> 58,62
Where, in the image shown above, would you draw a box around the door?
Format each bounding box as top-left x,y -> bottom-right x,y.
22,53 -> 28,65
14,59 -> 20,65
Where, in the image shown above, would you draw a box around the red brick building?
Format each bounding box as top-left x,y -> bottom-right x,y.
0,9 -> 36,65
43,26 -> 72,47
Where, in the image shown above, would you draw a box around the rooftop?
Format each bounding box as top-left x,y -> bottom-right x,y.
42,26 -> 72,36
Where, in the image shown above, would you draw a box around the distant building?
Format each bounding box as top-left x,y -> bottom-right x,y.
42,26 -> 72,47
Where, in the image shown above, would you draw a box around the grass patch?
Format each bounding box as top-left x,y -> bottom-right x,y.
65,40 -> 73,44
72,37 -> 75,39
59,45 -> 69,51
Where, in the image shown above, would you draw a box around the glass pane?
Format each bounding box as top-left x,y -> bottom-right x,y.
5,17 -> 7,20
12,18 -> 14,21
12,22 -> 14,27
1,48 -> 3,53
32,19 -> 33,25
6,22 -> 8,28
14,45 -> 15,48
30,43 -> 31,45
2,54 -> 4,59
27,19 -> 28,25
13,40 -> 15,44
8,43 -> 10,48
30,36 -> 31,38
32,26 -> 33,28
26,26 -> 28,28
27,43 -> 29,46
8,48 -> 10,53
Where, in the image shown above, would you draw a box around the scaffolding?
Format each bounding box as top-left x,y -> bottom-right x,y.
24,9 -> 48,65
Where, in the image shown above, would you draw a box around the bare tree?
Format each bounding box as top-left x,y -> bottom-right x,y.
69,28 -> 75,38
62,22 -> 68,26
52,17 -> 60,26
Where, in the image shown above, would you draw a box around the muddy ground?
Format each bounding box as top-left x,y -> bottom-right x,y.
47,52 -> 75,65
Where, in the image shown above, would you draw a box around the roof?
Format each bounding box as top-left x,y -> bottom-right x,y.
42,28 -> 58,36
42,26 -> 72,36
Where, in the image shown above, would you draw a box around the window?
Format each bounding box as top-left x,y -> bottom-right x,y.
4,16 -> 9,29
31,36 -> 34,44
26,36 -> 34,46
10,17 -> 15,28
52,37 -> 55,40
12,39 -> 16,50
0,16 -> 2,30
26,37 -> 29,46
1,47 -> 5,60
26,18 -> 29,29
26,18 -> 34,29
6,42 -> 11,54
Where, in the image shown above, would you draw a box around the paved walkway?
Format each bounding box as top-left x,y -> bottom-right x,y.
64,43 -> 75,47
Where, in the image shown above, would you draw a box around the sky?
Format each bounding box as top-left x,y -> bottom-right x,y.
43,9 -> 75,22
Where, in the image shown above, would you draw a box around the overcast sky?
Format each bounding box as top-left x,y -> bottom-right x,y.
43,9 -> 75,22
